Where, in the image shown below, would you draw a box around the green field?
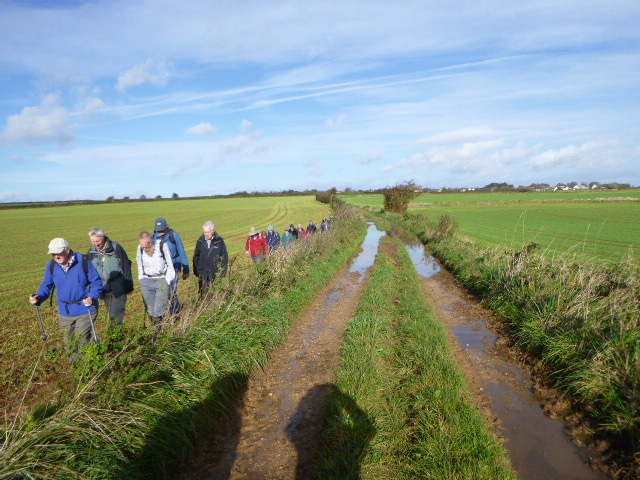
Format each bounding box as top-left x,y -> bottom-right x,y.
344,189 -> 640,207
0,196 -> 330,410
0,196 -> 329,318
342,192 -> 640,262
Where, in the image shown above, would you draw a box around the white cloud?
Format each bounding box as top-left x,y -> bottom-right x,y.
425,139 -> 506,168
0,190 -> 27,202
219,131 -> 262,157
1,94 -> 73,144
116,59 -> 172,92
240,120 -> 253,134
529,141 -> 602,170
78,97 -> 105,116
171,157 -> 204,178
326,114 -> 346,129
185,122 -> 217,136
418,126 -> 504,144
380,138 -> 532,177
356,152 -> 382,165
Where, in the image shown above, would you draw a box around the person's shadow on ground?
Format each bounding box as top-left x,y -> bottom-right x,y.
111,371 -> 247,480
287,383 -> 375,480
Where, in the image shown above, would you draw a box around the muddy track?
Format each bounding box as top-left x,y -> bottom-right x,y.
177,258 -> 373,479
417,256 -> 609,480
176,223 -> 614,480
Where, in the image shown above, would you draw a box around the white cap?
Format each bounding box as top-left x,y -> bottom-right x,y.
48,238 -> 69,254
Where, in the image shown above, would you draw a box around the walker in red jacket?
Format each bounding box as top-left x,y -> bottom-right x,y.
245,226 -> 268,265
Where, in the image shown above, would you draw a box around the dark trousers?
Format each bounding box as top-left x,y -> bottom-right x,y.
101,292 -> 127,325
198,275 -> 218,295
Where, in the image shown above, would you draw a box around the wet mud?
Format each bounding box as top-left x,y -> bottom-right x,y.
178,224 -> 385,480
396,229 -> 608,480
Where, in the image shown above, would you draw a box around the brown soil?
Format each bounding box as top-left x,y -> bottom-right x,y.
177,262 -> 370,480
419,262 -> 614,480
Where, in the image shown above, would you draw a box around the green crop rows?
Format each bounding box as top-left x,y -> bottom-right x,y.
342,192 -> 640,262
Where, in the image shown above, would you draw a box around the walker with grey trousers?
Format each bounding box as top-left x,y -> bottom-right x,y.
136,240 -> 175,340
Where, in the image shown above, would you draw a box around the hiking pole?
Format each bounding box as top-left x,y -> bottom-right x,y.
86,302 -> 100,344
34,302 -> 47,341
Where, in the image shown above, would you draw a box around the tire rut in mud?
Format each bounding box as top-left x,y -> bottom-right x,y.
176,262 -> 371,480
418,262 -> 610,480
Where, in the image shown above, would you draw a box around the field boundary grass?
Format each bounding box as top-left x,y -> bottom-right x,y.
312,235 -> 515,479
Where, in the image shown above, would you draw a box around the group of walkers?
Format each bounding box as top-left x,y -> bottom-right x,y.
29,217 -> 228,356
245,218 -> 331,264
29,216 -> 331,359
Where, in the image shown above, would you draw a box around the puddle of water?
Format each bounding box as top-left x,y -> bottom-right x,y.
404,242 -> 441,278
394,228 -> 606,480
349,223 -> 387,275
454,322 -> 498,351
388,226 -> 442,278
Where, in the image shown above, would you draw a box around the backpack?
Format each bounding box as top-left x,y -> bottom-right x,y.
161,228 -> 176,248
158,228 -> 176,259
48,254 -> 89,306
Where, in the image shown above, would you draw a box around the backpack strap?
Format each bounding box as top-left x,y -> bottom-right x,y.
158,238 -> 167,261
139,245 -> 147,276
140,242 -> 166,277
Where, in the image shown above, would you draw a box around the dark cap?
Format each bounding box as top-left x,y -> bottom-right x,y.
155,217 -> 168,232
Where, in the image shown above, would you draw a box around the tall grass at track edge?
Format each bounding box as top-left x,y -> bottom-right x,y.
394,210 -> 640,476
0,205 -> 367,480
313,235 -> 516,479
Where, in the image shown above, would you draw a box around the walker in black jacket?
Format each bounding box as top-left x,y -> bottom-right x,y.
193,231 -> 229,293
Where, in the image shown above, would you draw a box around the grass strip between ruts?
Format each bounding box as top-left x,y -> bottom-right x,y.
313,235 -> 516,479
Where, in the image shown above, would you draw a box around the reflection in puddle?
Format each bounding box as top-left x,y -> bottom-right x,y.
388,227 -> 442,278
404,243 -> 441,278
454,322 -> 498,351
349,223 -> 387,276
440,305 -> 455,311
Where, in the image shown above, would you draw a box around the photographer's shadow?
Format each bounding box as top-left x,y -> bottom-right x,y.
112,371 -> 247,480
286,383 -> 375,480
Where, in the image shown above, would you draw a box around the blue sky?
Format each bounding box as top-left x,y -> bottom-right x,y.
1,0 -> 639,202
